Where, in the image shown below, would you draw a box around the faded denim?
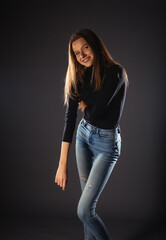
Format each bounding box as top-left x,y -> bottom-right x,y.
75,118 -> 121,240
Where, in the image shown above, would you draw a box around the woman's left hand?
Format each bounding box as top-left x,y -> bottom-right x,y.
79,101 -> 87,112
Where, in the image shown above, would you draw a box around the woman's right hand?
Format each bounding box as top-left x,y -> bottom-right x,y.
55,141 -> 70,191
55,164 -> 68,191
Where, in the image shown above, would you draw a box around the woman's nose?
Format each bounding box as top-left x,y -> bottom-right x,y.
80,51 -> 86,59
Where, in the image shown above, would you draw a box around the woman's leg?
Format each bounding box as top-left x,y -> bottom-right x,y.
76,120 -> 121,240
76,138 -> 96,240
77,152 -> 117,240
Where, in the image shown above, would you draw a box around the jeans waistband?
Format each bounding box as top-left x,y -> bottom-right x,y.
80,118 -> 121,134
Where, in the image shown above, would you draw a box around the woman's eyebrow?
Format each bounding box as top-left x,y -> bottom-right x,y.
74,43 -> 88,53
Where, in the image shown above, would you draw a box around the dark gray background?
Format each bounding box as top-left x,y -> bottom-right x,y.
1,0 -> 165,239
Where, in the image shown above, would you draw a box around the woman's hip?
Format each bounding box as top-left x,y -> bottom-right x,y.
76,118 -> 122,158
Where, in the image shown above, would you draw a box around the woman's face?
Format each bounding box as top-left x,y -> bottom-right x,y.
72,37 -> 94,67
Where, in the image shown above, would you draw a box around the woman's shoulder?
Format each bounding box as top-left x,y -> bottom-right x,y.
106,63 -> 124,75
105,63 -> 127,85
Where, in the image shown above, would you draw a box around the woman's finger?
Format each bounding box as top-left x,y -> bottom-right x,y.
62,180 -> 66,191
54,172 -> 67,191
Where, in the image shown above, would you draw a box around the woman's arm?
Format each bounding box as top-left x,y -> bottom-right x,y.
55,101 -> 86,191
55,141 -> 70,191
56,95 -> 79,191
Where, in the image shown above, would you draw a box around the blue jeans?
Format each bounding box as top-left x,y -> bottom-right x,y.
75,118 -> 121,240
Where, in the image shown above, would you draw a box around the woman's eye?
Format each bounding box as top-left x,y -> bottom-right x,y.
84,46 -> 88,50
75,52 -> 79,56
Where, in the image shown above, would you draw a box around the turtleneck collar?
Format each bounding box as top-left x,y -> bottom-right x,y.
85,65 -> 93,75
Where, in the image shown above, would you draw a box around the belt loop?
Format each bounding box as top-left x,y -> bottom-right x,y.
97,128 -> 100,137
81,119 -> 84,126
81,118 -> 87,127
83,119 -> 86,127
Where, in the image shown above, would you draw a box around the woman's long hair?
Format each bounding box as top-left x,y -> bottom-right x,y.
64,28 -> 128,104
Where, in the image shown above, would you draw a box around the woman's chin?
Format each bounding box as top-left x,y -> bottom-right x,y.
84,62 -> 93,68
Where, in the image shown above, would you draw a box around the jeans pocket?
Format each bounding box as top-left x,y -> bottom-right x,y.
98,133 -> 121,157
99,132 -> 118,142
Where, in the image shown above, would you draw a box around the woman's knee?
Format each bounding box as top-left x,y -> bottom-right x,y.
77,200 -> 88,221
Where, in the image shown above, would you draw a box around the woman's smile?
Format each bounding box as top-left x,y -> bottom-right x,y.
82,56 -> 91,64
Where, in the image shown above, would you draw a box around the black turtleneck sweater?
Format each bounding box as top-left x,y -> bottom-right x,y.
62,64 -> 127,143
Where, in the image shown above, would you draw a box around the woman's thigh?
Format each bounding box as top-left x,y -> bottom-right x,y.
75,138 -> 94,191
78,152 -> 118,210
79,126 -> 122,206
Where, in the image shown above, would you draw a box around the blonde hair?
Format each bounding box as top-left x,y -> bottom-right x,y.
64,29 -> 128,105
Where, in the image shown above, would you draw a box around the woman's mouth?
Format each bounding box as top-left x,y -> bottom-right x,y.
83,57 -> 91,63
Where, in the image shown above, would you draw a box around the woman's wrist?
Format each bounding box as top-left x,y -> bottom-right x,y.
59,159 -> 67,168
59,141 -> 70,169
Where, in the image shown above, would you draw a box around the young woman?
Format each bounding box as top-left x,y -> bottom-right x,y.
55,28 -> 128,240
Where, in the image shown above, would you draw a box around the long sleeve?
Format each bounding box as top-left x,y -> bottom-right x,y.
62,96 -> 79,143
84,65 -> 126,122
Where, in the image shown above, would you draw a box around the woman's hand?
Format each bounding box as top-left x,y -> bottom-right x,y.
55,142 -> 70,191
79,100 -> 87,112
55,164 -> 68,191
